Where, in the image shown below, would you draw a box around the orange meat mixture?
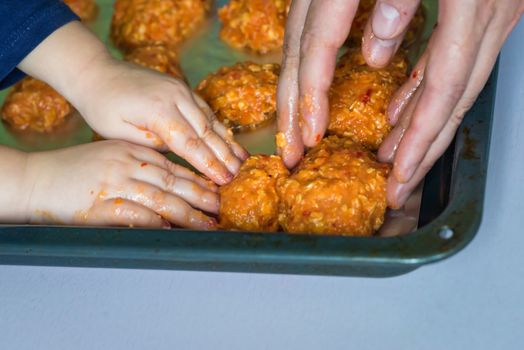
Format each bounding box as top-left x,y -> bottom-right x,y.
219,155 -> 289,232
328,48 -> 408,150
346,0 -> 425,47
1,77 -> 72,133
277,136 -> 390,236
124,45 -> 185,80
111,0 -> 211,52
196,62 -> 280,132
63,0 -> 99,22
218,0 -> 291,54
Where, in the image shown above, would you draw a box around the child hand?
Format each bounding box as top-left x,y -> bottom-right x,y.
23,141 -> 219,229
77,61 -> 249,186
18,22 -> 248,185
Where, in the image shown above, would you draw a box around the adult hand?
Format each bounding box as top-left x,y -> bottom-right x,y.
376,0 -> 524,208
278,0 -> 523,208
18,21 -> 248,186
276,0 -> 410,166
23,141 -> 219,229
277,0 -> 361,168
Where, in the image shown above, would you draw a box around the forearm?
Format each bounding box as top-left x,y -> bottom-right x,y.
0,0 -> 78,88
17,21 -> 114,111
0,146 -> 30,223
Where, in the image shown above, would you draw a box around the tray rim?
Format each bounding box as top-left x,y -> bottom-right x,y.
0,61 -> 497,277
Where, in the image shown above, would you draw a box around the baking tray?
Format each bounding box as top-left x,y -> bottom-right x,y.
0,0 -> 496,277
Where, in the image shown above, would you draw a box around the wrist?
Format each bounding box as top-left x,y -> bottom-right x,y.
0,147 -> 30,223
17,21 -> 114,113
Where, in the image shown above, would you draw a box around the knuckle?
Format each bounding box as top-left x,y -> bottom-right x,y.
426,79 -> 466,103
449,111 -> 466,128
162,157 -> 178,173
200,123 -> 215,141
282,39 -> 300,62
184,137 -> 204,152
148,96 -> 173,118
300,32 -> 315,55
162,171 -> 179,191
166,80 -> 191,98
300,24 -> 344,53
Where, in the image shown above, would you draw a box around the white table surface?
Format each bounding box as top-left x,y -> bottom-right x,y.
1,21 -> 523,350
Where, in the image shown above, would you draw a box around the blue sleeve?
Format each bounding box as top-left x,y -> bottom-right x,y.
0,1 -> 79,89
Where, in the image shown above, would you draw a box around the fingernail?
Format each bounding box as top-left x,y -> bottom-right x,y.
367,37 -> 397,67
223,172 -> 234,184
373,2 -> 401,39
394,161 -> 415,184
392,184 -> 410,209
162,219 -> 172,229
207,218 -> 218,230
387,97 -> 403,126
377,143 -> 395,164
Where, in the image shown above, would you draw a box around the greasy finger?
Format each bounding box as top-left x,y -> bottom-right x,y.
392,12 -> 516,195
115,180 -> 217,230
378,78 -> 424,163
129,148 -> 218,192
192,93 -> 249,161
132,163 -> 220,214
149,107 -> 233,185
176,95 -> 242,175
387,115 -> 460,208
299,0 -> 359,147
387,50 -> 428,125
371,0 -> 421,39
82,199 -> 169,228
97,122 -> 169,153
277,0 -> 311,168
362,9 -> 404,68
392,1 -> 486,183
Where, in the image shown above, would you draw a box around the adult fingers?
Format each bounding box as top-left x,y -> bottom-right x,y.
298,0 -> 360,147
276,0 -> 311,168
388,7 -> 519,206
391,0 -> 486,183
82,199 -> 169,228
371,0 -> 422,40
378,79 -> 424,163
362,0 -> 420,68
387,50 -> 428,126
132,163 -> 220,214
387,114 -> 460,208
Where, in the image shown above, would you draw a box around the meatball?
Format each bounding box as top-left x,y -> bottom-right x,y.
219,155 -> 289,232
196,62 -> 279,132
111,0 -> 211,52
124,45 -> 184,80
327,49 -> 408,149
278,136 -> 390,236
1,77 -> 71,133
218,0 -> 290,54
63,0 -> 99,22
346,0 -> 424,47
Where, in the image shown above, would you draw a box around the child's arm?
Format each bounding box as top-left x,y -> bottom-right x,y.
0,0 -> 79,88
16,21 -> 248,185
0,141 -> 218,229
0,146 -> 29,223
